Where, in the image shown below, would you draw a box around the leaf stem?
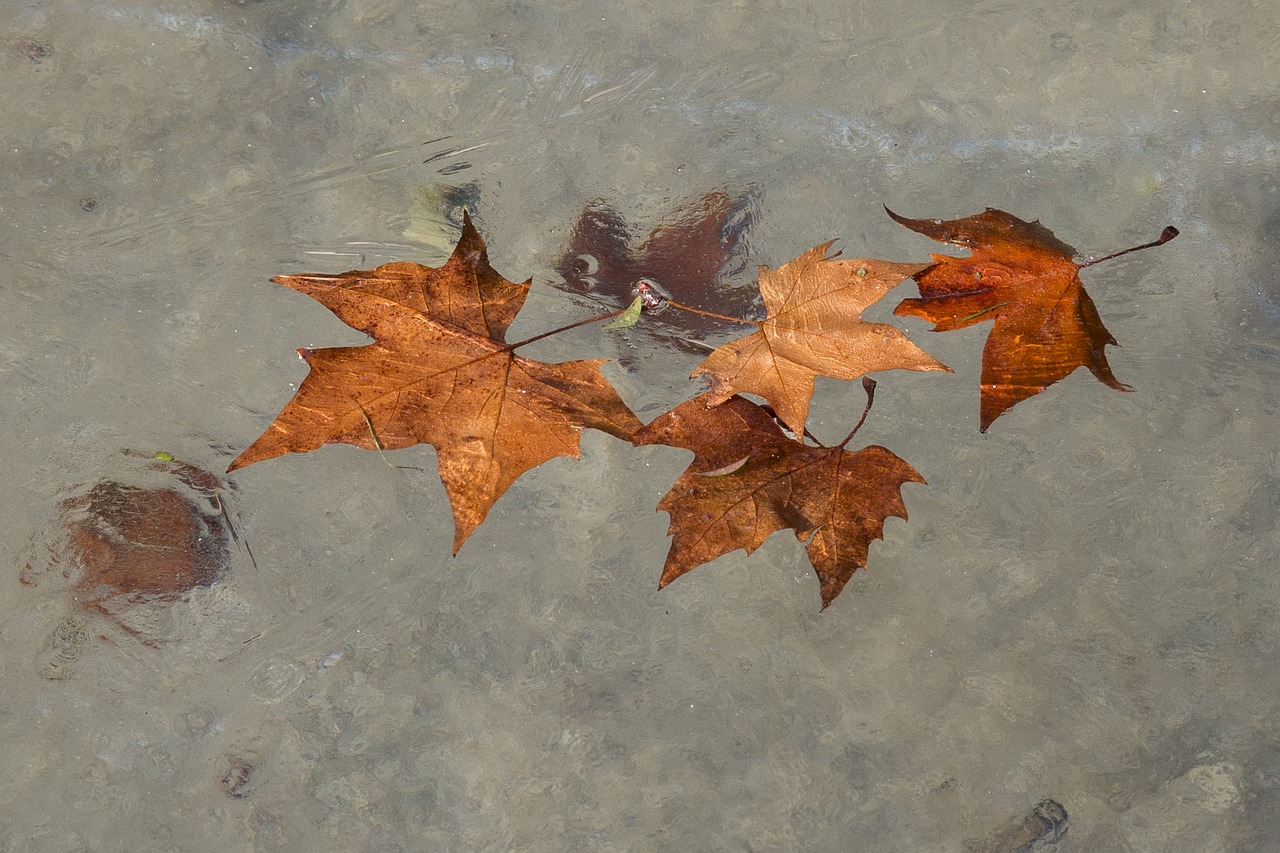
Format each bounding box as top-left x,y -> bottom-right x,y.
506,306 -> 632,351
837,378 -> 878,449
1080,226 -> 1179,268
664,299 -> 759,327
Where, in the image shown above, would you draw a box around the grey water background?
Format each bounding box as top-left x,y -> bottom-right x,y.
1,0 -> 1277,849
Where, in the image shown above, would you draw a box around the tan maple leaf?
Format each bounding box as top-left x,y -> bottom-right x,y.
691,242 -> 949,436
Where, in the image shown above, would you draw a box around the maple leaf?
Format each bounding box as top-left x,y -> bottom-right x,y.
889,207 -> 1148,431
632,390 -> 923,610
229,212 -> 642,552
690,243 -> 950,436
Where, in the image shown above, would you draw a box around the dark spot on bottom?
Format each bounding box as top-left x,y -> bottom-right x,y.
221,754 -> 257,799
6,34 -> 52,63
969,798 -> 1068,852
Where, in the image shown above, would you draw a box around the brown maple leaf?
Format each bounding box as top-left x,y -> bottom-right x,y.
889,207 -> 1139,431
229,212 -> 642,552
632,389 -> 923,610
690,243 -> 950,437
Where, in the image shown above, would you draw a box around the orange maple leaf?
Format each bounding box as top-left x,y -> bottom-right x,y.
229,213 -> 641,552
889,207 -> 1131,431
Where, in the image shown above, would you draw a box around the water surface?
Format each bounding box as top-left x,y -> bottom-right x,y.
1,0 -> 1277,849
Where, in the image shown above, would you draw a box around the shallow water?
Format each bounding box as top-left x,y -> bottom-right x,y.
2,0 -> 1278,849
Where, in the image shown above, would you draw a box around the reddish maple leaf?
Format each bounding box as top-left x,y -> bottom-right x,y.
229,213 -> 642,552
691,242 -> 949,437
632,390 -> 923,609
889,207 -> 1132,431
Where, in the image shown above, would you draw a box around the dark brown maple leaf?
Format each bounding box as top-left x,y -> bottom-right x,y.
230,212 -> 642,552
691,242 -> 949,437
556,190 -> 757,347
889,207 -> 1129,432
632,391 -> 923,610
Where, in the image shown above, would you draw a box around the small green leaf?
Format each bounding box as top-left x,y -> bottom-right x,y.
603,295 -> 644,330
155,451 -> 175,462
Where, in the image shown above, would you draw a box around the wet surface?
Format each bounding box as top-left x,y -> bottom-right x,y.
1,0 -> 1278,849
